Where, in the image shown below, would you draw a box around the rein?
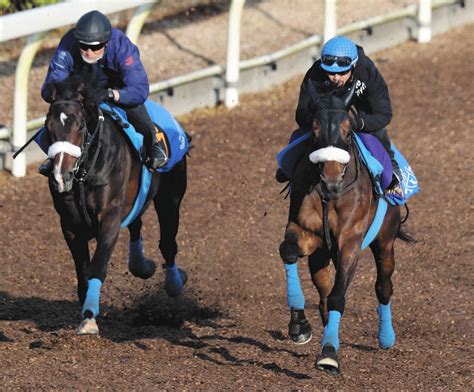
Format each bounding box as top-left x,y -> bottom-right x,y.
74,105 -> 104,227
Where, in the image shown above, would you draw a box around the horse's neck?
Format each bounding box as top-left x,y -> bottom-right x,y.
89,116 -> 127,184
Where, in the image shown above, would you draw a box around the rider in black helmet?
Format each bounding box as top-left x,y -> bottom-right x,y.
39,10 -> 169,175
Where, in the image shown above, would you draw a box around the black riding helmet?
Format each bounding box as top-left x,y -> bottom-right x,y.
74,10 -> 112,44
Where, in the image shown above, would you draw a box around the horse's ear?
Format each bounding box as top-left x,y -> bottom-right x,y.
48,83 -> 57,103
77,81 -> 86,101
311,116 -> 321,139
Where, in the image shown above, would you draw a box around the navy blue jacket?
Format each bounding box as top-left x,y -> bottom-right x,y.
41,28 -> 149,107
295,46 -> 392,133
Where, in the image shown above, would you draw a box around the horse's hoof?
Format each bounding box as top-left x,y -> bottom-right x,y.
129,257 -> 156,279
316,344 -> 340,375
288,309 -> 312,345
77,317 -> 99,335
163,266 -> 188,297
279,241 -> 298,264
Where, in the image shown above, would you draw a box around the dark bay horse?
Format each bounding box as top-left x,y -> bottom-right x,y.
279,83 -> 414,374
44,73 -> 188,334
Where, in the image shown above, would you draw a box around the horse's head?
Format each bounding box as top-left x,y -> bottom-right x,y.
46,75 -> 89,193
307,81 -> 356,199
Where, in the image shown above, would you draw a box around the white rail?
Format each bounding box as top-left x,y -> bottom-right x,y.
1,0 -> 159,177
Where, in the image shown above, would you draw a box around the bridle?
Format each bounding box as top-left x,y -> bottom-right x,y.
49,99 -> 105,226
309,106 -> 361,252
49,99 -> 104,181
310,106 -> 360,200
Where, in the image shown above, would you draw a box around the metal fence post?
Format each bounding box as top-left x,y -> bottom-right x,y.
125,1 -> 158,44
225,0 -> 246,109
12,31 -> 47,177
324,0 -> 337,43
418,0 -> 432,43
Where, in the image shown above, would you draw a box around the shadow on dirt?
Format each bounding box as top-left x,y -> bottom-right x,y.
0,290 -> 312,380
0,291 -> 79,331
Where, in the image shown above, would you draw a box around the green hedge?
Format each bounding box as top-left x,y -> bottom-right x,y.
0,0 -> 60,15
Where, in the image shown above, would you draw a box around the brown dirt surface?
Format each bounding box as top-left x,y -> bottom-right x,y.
1,14 -> 473,392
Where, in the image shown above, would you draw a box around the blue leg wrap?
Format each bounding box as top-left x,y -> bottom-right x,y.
82,278 -> 102,318
164,262 -> 183,296
378,302 -> 396,349
321,310 -> 341,351
284,263 -> 305,310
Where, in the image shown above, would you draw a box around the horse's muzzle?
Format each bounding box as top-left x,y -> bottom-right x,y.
321,179 -> 344,200
52,169 -> 74,193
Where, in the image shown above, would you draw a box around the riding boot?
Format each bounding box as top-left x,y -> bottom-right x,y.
387,155 -> 404,198
38,158 -> 53,177
147,127 -> 169,170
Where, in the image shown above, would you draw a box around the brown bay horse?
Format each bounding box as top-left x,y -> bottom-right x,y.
279,82 -> 414,374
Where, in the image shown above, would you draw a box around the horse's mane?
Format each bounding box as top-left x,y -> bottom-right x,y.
53,66 -> 103,108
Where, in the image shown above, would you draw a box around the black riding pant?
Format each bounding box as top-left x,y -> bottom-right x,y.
122,104 -> 155,155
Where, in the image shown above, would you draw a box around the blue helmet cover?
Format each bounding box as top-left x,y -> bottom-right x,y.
320,36 -> 358,73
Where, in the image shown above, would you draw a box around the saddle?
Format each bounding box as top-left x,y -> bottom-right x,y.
100,100 -> 189,173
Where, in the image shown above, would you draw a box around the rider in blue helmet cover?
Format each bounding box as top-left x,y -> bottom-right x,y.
39,10 -> 169,175
277,35 -> 403,198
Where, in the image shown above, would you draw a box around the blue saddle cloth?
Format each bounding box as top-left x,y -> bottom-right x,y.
353,133 -> 420,206
35,100 -> 189,228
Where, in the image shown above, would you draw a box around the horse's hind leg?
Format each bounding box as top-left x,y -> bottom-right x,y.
370,235 -> 396,349
154,158 -> 188,297
127,217 -> 156,279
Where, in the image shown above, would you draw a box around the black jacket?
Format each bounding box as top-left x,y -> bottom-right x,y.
295,46 -> 392,133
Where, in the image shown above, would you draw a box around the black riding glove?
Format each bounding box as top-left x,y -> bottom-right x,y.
86,88 -> 113,104
352,113 -> 365,131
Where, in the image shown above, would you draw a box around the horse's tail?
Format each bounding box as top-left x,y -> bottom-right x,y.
397,227 -> 416,244
397,204 -> 416,243
185,132 -> 194,157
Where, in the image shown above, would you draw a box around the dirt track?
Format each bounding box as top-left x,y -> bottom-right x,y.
0,24 -> 473,390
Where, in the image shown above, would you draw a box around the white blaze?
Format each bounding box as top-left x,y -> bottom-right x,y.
60,112 -> 68,126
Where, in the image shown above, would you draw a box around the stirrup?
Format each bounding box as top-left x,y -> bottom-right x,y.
148,141 -> 169,170
385,176 -> 404,199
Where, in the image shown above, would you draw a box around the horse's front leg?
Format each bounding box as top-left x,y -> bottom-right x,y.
61,226 -> 90,305
280,222 -> 322,344
77,207 -> 121,335
316,240 -> 361,375
280,221 -> 321,263
127,217 -> 156,279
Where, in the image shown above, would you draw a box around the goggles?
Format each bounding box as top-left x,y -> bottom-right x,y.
321,55 -> 353,68
79,42 -> 106,52
326,68 -> 352,76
